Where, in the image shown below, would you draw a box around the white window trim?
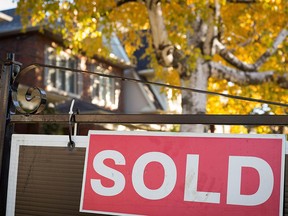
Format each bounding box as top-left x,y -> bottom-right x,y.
44,47 -> 82,98
90,65 -> 120,110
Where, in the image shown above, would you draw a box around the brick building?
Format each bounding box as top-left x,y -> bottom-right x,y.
0,9 -> 135,134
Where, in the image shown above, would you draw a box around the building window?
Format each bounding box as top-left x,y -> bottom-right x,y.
90,65 -> 121,110
45,47 -> 82,96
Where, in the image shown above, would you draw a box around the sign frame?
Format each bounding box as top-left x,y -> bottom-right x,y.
6,134 -> 89,216
80,131 -> 286,216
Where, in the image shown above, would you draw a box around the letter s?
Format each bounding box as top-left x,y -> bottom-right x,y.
91,150 -> 126,196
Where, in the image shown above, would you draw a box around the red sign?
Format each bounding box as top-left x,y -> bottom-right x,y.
80,132 -> 285,216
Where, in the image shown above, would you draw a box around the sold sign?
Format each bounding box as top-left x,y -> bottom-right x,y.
80,131 -> 285,216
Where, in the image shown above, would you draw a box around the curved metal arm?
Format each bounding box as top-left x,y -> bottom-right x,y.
12,64 -> 47,114
10,62 -> 288,116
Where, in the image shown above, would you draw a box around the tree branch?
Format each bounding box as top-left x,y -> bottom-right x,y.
277,74 -> 288,89
254,28 -> 288,68
145,0 -> 188,77
116,0 -> 138,7
145,0 -> 172,65
209,61 -> 274,85
215,27 -> 288,71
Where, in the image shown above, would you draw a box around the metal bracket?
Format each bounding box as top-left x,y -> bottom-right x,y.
11,64 -> 47,115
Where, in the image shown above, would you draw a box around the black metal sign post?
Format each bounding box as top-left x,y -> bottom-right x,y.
0,53 -> 20,216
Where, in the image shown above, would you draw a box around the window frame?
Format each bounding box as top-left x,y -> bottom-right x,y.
90,64 -> 121,110
44,47 -> 81,98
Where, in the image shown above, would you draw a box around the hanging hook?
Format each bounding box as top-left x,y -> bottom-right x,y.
68,99 -> 76,150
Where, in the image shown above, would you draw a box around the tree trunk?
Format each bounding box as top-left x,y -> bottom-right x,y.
181,58 -> 209,132
144,0 -> 213,132
143,0 -> 288,133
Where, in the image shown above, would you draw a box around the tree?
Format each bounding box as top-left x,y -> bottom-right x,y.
16,0 -> 288,132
